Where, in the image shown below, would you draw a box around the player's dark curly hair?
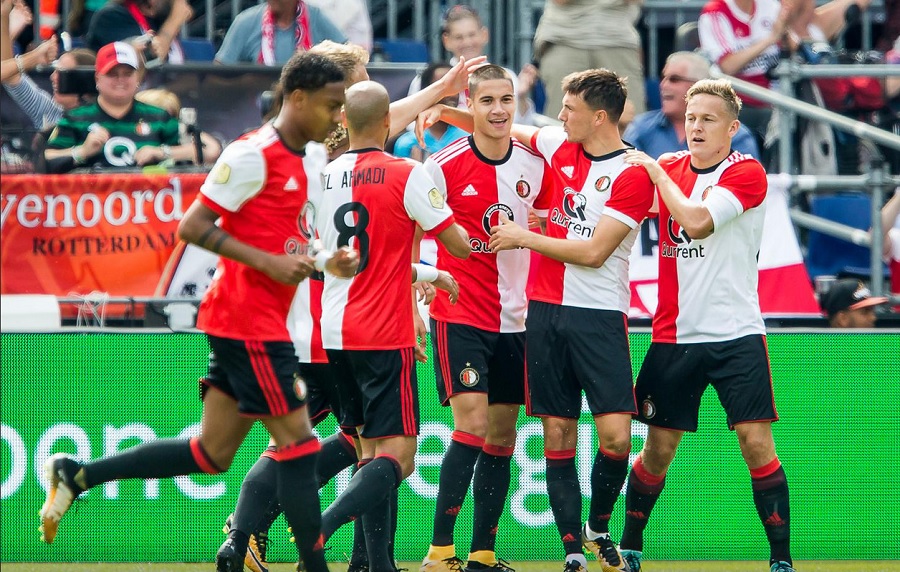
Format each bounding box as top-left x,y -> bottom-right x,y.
280,52 -> 345,95
562,68 -> 628,122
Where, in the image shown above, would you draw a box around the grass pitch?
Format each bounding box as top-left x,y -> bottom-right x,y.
2,562 -> 899,572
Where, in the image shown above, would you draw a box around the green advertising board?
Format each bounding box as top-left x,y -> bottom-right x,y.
1,331 -> 898,563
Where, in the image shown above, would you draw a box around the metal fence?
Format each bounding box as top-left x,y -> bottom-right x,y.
718,65 -> 900,298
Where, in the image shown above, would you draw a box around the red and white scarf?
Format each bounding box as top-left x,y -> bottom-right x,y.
124,0 -> 184,63
258,0 -> 312,66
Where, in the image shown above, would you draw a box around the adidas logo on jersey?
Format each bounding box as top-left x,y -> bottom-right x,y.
561,166 -> 575,178
283,176 -> 300,191
461,185 -> 479,196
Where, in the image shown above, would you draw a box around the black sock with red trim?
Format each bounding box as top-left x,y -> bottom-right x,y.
620,455 -> 666,551
321,455 -> 402,541
363,490 -> 394,571
431,430 -> 484,546
587,447 -> 630,534
348,461 -> 370,569
273,438 -> 327,572
546,450 -> 582,556
232,447 -> 279,540
751,458 -> 792,565
83,437 -> 222,488
469,444 -> 514,554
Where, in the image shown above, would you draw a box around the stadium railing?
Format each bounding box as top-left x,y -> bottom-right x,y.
716,66 -> 900,299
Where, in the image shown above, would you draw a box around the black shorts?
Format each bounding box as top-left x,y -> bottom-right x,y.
300,362 -> 340,427
634,334 -> 778,432
326,348 -> 419,439
525,301 -> 636,419
201,335 -> 306,417
431,319 -> 526,406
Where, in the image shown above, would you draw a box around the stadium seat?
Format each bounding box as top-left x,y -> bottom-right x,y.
805,192 -> 889,279
372,38 -> 429,63
180,38 -> 216,61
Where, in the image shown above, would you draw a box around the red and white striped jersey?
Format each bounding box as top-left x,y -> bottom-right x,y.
196,124 -> 317,341
319,149 -> 456,350
286,142 -> 329,363
698,0 -> 781,102
529,127 -> 655,312
424,136 -> 554,332
653,150 -> 768,343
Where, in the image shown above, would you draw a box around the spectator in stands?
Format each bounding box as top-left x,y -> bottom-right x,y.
0,0 -> 29,56
623,51 -> 759,158
820,278 -> 887,327
698,0 -> 871,159
394,62 -> 467,161
408,4 -> 536,124
3,0 -> 97,132
44,41 -> 179,172
215,0 -> 345,65
134,87 -> 223,165
86,0 -> 194,63
67,0 -> 106,37
533,0 -> 645,117
307,0 -> 372,52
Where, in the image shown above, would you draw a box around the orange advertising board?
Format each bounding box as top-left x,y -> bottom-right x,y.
1,173 -> 204,297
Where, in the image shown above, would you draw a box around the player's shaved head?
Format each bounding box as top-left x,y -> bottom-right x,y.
344,81 -> 390,132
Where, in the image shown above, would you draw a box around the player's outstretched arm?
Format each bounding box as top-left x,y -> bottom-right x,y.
178,201 -> 315,285
413,264 -> 459,305
489,212 -> 631,268
389,55 -> 487,137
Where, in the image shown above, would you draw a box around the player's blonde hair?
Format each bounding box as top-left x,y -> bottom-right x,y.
309,41 -> 370,85
685,79 -> 742,119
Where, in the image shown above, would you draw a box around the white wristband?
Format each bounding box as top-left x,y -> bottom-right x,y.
314,249 -> 334,272
413,263 -> 439,283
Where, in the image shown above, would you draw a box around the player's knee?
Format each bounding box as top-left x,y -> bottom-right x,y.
485,426 -> 517,449
542,420 -> 577,450
599,436 -> 632,457
190,437 -> 231,474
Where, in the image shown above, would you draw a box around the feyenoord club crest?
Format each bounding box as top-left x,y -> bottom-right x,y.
594,176 -> 611,193
516,179 -> 531,198
641,399 -> 656,419
135,120 -> 151,136
293,374 -> 308,401
701,185 -> 713,200
459,367 -> 480,388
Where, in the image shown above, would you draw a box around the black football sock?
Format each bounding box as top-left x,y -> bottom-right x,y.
388,484 -> 399,564
321,455 -> 402,541
273,439 -> 328,572
349,460 -> 371,569
546,450 -> 583,557
620,455 -> 666,551
431,431 -> 484,546
82,437 -> 223,488
751,459 -> 792,565
469,444 -> 513,557
232,447 -> 279,537
587,447 -> 629,534
316,432 -> 358,488
363,492 -> 394,571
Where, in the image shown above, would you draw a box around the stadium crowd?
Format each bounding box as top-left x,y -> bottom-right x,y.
1,1 -> 898,572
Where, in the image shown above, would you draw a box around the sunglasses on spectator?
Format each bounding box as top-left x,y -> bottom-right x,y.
661,74 -> 701,84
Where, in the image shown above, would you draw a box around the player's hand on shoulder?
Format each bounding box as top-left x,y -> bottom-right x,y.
489,211 -> 527,252
325,246 -> 359,278
624,149 -> 666,182
264,253 -> 316,285
433,270 -> 459,305
440,55 -> 489,98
